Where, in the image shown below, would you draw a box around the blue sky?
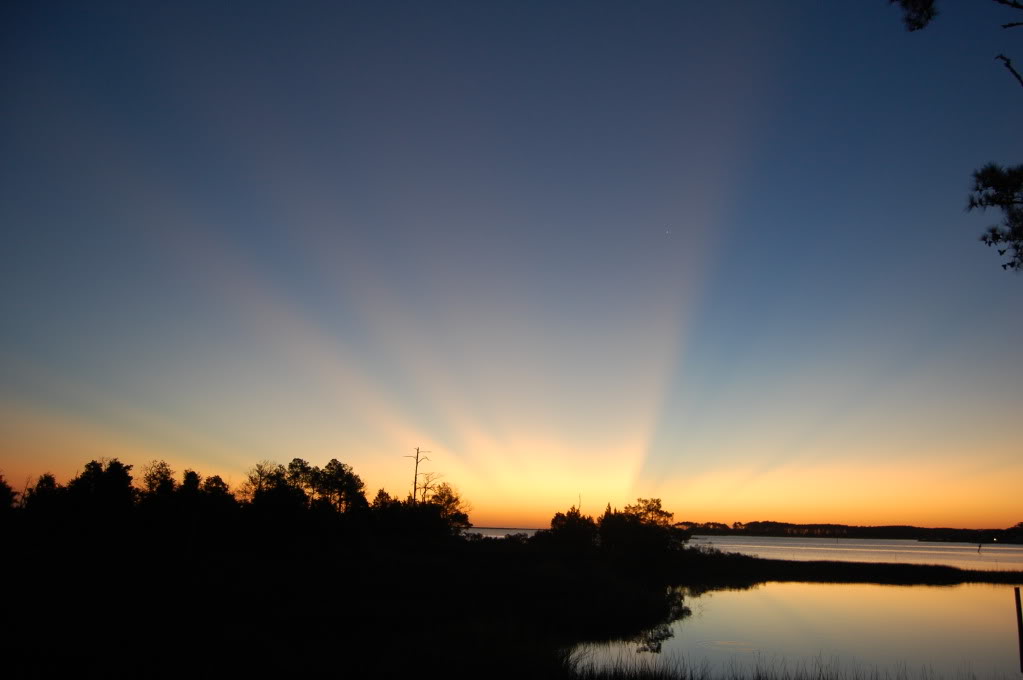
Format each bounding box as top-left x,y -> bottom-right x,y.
2,1 -> 1021,527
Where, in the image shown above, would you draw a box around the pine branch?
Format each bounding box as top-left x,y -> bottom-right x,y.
996,54 -> 1023,89
992,0 -> 1023,11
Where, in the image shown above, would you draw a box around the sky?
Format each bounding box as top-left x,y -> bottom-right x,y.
2,1 -> 1021,529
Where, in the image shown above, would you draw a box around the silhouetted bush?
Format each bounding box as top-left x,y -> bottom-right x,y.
532,505 -> 599,556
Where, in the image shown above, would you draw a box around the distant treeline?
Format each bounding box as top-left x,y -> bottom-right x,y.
678,519 -> 1023,543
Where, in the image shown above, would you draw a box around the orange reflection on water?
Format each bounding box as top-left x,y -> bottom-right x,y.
578,582 -> 1023,678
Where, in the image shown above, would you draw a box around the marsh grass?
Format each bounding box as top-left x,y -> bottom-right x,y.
563,648 -> 1003,680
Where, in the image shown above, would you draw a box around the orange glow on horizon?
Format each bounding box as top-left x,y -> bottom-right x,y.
3,412 -> 1019,531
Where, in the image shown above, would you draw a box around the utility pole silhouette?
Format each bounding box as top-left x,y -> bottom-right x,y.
404,447 -> 430,504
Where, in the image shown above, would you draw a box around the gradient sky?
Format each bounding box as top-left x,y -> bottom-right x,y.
2,1 -> 1021,529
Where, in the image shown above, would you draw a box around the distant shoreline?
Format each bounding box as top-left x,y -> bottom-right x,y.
471,524 -> 1023,543
678,520 -> 1023,543
469,526 -> 541,532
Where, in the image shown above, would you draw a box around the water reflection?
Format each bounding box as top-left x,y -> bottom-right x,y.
628,590 -> 693,653
574,582 -> 1023,678
689,536 -> 1023,571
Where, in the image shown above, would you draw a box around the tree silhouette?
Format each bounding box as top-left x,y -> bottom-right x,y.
0,473 -> 16,521
67,459 -> 136,514
597,499 -> 689,568
201,474 -> 231,496
195,473 -> 237,527
142,459 -> 176,497
970,163 -> 1023,270
623,498 -> 675,528
23,473 -> 64,518
286,458 -> 318,500
198,474 -> 236,518
404,446 -> 430,503
239,460 -> 283,501
180,469 -> 202,494
417,470 -> 442,504
372,488 -> 397,509
543,505 -> 598,554
891,0 -> 1023,271
426,482 -> 471,531
890,0 -> 938,31
316,458 -> 366,513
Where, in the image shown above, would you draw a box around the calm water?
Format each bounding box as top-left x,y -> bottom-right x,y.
573,582 -> 1023,679
470,532 -> 1023,572
466,527 -> 539,539
690,535 -> 1023,571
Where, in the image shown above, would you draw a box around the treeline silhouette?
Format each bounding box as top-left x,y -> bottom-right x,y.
1,458 -> 696,678
678,519 -> 1023,543
5,457 -> 471,548
3,459 -> 1019,679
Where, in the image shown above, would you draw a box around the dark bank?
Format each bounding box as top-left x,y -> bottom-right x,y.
3,459 -> 1021,679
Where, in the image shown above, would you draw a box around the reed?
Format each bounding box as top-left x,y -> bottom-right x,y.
563,649 -> 998,680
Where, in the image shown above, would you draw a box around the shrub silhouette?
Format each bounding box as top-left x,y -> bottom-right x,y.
598,500 -> 689,572
533,505 -> 599,555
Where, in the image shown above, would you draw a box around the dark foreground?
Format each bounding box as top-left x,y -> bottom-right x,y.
8,534 -> 1020,679
4,462 -> 1019,678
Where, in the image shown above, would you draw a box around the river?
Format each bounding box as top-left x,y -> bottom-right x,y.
573,581 -> 1023,679
571,535 -> 1023,678
689,535 -> 1023,571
